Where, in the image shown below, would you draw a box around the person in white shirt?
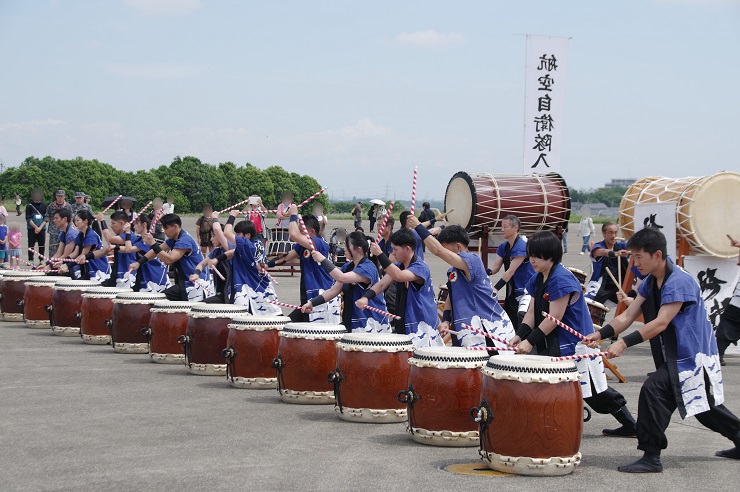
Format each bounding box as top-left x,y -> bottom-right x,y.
578,214 -> 595,255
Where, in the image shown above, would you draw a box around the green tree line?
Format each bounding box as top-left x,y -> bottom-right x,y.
568,186 -> 628,208
0,156 -> 328,214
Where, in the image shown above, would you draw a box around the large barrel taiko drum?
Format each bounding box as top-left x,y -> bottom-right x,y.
223,315 -> 291,389
400,346 -> 489,446
473,354 -> 583,476
110,292 -> 166,353
0,271 -> 46,322
147,301 -> 195,364
22,276 -> 66,327
330,333 -> 413,423
444,172 -> 570,238
181,304 -> 249,375
80,287 -> 131,344
273,323 -> 346,404
50,280 -> 100,336
619,172 -> 740,258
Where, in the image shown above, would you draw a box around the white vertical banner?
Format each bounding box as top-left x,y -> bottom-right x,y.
523,35 -> 569,173
683,256 -> 740,329
633,202 -> 677,259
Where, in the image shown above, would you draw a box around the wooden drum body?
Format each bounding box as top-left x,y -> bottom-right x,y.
182,304 -> 249,375
23,276 -> 65,327
401,347 -> 489,446
585,299 -> 609,327
110,292 -> 166,353
273,323 -> 346,404
223,315 -> 290,389
474,354 -> 583,476
80,287 -> 130,344
50,280 -> 100,336
147,301 -> 194,364
0,271 -> 46,322
330,333 -> 413,423
444,172 -> 570,238
619,172 -> 740,258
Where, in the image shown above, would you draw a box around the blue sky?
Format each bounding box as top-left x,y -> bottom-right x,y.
1,0 -> 738,202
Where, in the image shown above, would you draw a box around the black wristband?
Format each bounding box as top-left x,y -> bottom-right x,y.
226,216 -> 236,226
608,250 -> 616,258
598,324 -> 616,340
137,257 -> 149,265
85,252 -> 95,261
320,258 -> 336,273
290,215 -> 298,223
526,327 -> 547,347
377,252 -> 392,269
266,259 -> 276,268
362,290 -> 377,301
442,310 -> 452,323
516,322 -> 533,340
429,218 -> 436,226
494,278 -> 506,291
309,295 -> 326,307
415,224 -> 431,240
627,289 -> 637,299
194,268 -> 202,276
622,330 -> 644,348
113,246 -> 120,253
152,243 -> 162,254
124,233 -> 131,242
100,221 -> 108,230
216,253 -> 228,263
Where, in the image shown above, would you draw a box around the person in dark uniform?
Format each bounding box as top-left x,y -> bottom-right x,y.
25,189 -> 47,264
585,221 -> 630,304
716,236 -> 740,366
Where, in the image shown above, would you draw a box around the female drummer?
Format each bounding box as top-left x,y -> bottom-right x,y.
62,210 -> 111,283
300,231 -> 391,334
118,215 -> 170,292
510,231 -> 637,438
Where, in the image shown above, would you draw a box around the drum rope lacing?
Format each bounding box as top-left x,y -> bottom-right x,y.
411,353 -> 490,363
327,368 -> 344,413
485,361 -> 579,374
397,384 -> 420,434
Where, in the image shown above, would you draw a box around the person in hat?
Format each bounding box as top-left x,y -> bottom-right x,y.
42,190 -> 72,257
70,192 -> 92,220
25,189 -> 47,264
84,194 -> 91,205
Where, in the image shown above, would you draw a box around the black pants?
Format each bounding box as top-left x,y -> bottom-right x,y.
369,217 -> 376,232
163,284 -> 186,302
27,229 -> 45,261
584,381 -> 628,415
717,304 -> 740,355
202,294 -> 225,304
637,363 -> 740,454
503,293 -> 520,330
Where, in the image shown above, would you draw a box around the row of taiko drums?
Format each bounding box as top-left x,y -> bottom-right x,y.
0,270 -> 584,476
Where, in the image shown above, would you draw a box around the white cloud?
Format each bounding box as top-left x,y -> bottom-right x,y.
0,119 -> 65,132
394,29 -> 465,48
103,63 -> 202,79
123,0 -> 201,16
333,119 -> 389,138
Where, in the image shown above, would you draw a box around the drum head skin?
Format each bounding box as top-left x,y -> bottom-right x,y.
337,333 -> 414,352
689,172 -> 740,258
445,172 -> 476,231
410,346 -> 490,369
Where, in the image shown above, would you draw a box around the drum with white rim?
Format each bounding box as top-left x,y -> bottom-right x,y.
80,287 -> 131,344
400,346 -> 489,446
329,333 -> 413,423
273,323 -> 346,404
566,267 -> 587,287
22,276 -> 66,327
181,304 -> 249,375
147,301 -> 195,364
618,172 -> 740,258
0,270 -> 47,322
585,299 -> 609,327
223,315 -> 291,388
110,291 -> 166,353
50,280 -> 100,336
473,354 -> 583,476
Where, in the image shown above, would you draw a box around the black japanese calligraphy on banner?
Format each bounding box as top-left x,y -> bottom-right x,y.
523,35 -> 570,174
684,256 -> 740,329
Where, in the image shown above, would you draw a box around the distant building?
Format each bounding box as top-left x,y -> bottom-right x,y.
605,178 -> 635,189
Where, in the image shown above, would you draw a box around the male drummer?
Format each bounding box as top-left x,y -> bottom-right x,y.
266,204 -> 340,323
357,229 -> 444,348
716,236 -> 740,366
407,215 -> 514,350
585,221 -> 630,305
489,215 -> 535,328
97,211 -> 137,288
585,227 -> 740,472
43,208 -> 78,268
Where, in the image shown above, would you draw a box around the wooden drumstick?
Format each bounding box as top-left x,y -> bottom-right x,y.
617,252 -> 622,294
435,209 -> 455,221
604,265 -> 628,298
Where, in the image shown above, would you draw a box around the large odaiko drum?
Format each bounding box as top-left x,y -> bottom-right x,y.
22,276 -> 66,327
50,280 -> 100,336
619,172 -> 740,258
400,346 -> 489,446
80,287 -> 131,344
146,301 -> 194,364
181,304 -> 249,375
472,354 -> 583,476
330,333 -> 413,423
0,271 -> 46,322
222,315 -> 291,389
273,323 -> 346,404
444,172 -> 570,238
110,292 -> 166,353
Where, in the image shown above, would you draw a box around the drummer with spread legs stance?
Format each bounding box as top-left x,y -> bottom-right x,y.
716,235 -> 740,366
510,231 -> 637,438
489,215 -> 535,329
585,228 -> 740,472
406,215 -> 514,350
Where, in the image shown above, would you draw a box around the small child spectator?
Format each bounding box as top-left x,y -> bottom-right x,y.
7,224 -> 22,268
0,215 -> 7,266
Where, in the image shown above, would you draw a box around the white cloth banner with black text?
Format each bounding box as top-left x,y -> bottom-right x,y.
683,256 -> 740,332
633,202 -> 677,260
